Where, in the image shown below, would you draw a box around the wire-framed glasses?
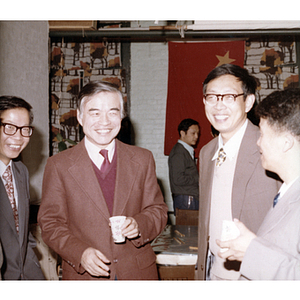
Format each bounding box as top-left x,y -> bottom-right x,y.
1,122 -> 34,137
204,93 -> 244,106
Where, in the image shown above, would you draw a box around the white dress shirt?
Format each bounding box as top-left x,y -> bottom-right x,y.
84,137 -> 115,170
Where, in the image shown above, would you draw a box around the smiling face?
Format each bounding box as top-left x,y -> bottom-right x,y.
0,108 -> 31,165
77,91 -> 122,149
203,74 -> 255,144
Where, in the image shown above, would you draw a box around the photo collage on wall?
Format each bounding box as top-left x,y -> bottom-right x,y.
50,40 -> 127,154
244,39 -> 298,102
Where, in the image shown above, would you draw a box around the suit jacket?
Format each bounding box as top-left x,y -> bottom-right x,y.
0,161 -> 44,280
240,177 -> 300,280
168,142 -> 199,199
196,121 -> 281,279
38,139 -> 168,280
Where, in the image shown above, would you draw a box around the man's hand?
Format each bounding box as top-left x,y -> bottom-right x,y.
216,219 -> 257,262
81,247 -> 111,277
121,217 -> 139,239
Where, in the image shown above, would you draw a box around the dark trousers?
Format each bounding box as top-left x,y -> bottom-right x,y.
172,194 -> 199,216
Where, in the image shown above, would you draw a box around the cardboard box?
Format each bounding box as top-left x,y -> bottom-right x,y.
49,21 -> 97,31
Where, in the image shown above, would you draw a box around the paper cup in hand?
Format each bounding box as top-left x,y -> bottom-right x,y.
220,220 -> 240,252
109,216 -> 126,243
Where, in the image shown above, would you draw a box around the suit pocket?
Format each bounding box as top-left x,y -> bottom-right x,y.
136,246 -> 157,270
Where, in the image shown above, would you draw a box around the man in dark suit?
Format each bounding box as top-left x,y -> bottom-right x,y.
0,96 -> 44,280
217,88 -> 300,280
196,64 -> 280,280
168,118 -> 200,215
38,81 -> 168,280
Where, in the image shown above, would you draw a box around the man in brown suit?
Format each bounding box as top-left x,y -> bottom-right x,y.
38,81 -> 168,280
196,64 -> 280,280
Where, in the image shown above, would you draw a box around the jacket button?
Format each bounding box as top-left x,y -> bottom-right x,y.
113,259 -> 118,263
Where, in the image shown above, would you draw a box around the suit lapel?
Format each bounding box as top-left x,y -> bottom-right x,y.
12,162 -> 27,245
200,140 -> 218,226
0,162 -> 23,242
68,141 -> 111,220
232,122 -> 260,218
113,140 -> 138,216
0,180 -> 18,237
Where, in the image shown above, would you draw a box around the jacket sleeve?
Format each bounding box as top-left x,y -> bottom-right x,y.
130,150 -> 168,248
241,236 -> 300,280
37,158 -> 89,274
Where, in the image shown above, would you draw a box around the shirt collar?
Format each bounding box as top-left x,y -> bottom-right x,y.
278,176 -> 299,199
0,160 -> 12,179
212,119 -> 248,161
178,139 -> 195,159
84,137 -> 115,168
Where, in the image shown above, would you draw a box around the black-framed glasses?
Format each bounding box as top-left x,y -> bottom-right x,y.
204,93 -> 244,106
0,122 -> 34,137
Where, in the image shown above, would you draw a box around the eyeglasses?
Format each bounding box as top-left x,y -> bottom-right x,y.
204,93 -> 244,106
1,122 -> 34,137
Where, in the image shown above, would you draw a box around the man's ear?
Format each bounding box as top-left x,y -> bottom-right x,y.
283,133 -> 294,153
245,94 -> 255,113
179,130 -> 185,139
77,109 -> 83,126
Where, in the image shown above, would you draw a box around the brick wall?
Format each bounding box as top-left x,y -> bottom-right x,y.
130,42 -> 175,223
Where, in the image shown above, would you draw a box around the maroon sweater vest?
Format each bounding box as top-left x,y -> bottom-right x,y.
92,150 -> 117,216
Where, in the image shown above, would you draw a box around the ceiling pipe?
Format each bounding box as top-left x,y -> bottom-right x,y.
49,28 -> 300,42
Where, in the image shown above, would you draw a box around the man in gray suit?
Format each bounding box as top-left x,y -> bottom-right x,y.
196,64 -> 280,280
168,118 -> 200,215
217,88 -> 300,280
0,96 -> 44,280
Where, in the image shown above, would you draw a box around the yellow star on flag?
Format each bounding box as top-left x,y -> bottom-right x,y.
216,51 -> 236,67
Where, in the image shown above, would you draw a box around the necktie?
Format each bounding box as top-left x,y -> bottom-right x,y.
100,149 -> 110,173
273,193 -> 280,207
3,166 -> 19,233
216,148 -> 226,167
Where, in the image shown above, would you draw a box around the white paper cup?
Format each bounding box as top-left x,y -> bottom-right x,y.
109,216 -> 126,243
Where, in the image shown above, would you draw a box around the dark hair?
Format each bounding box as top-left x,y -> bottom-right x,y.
256,88 -> 300,139
0,96 -> 33,124
203,64 -> 258,98
178,118 -> 200,136
77,81 -> 125,118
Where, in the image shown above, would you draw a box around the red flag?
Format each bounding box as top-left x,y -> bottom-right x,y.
164,41 -> 245,156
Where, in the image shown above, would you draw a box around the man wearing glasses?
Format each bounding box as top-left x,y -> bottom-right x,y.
196,64 -> 280,280
0,96 -> 44,280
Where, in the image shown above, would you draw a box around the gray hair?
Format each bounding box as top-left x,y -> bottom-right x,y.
77,81 -> 125,119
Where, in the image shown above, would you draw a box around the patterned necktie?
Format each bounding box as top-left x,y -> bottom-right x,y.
216,148 -> 226,167
3,165 -> 19,233
273,193 -> 280,207
100,149 -> 110,173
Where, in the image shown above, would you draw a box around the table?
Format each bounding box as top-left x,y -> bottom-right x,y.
151,224 -> 198,266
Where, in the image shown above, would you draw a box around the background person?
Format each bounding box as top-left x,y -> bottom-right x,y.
168,118 -> 200,215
